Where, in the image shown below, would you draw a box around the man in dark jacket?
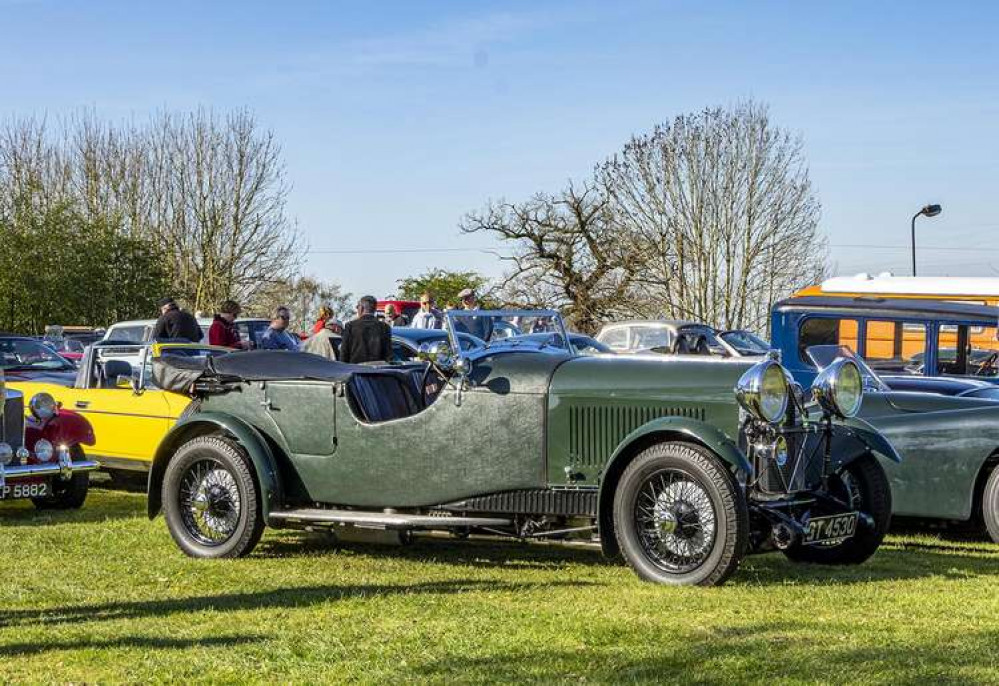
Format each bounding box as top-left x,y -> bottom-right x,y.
151,297 -> 203,342
340,295 -> 391,364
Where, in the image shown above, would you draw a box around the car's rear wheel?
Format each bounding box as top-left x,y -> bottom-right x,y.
613,441 -> 748,586
32,446 -> 89,510
162,435 -> 264,558
782,454 -> 891,565
982,466 -> 999,544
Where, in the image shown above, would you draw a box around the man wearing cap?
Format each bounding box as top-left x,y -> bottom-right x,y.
151,297 -> 203,342
455,288 -> 492,341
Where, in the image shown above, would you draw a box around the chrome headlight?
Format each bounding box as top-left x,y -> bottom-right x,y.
29,393 -> 58,421
811,357 -> 863,419
735,360 -> 789,424
0,442 -> 12,466
34,439 -> 54,463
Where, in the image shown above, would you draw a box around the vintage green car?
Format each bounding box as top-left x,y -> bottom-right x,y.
147,310 -> 899,586
808,345 -> 999,542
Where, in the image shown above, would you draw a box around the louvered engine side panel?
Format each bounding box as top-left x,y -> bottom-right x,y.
568,404 -> 706,468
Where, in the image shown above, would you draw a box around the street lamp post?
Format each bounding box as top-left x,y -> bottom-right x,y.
911,204 -> 942,276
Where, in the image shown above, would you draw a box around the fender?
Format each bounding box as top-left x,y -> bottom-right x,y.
146,412 -> 283,521
25,409 -> 96,448
595,416 -> 752,558
834,416 -> 902,465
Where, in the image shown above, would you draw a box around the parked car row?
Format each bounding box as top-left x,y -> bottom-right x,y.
4,278 -> 999,588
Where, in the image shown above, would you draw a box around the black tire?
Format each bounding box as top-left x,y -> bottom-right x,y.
783,454 -> 892,565
613,441 -> 748,586
982,467 -> 999,544
162,435 -> 265,558
32,446 -> 89,510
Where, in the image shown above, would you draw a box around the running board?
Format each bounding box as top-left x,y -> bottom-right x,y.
268,508 -> 512,530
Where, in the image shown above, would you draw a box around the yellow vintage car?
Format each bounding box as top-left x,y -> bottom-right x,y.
6,341 -> 230,476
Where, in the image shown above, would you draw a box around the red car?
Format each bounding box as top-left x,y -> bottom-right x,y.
376,299 -> 420,323
0,371 -> 98,509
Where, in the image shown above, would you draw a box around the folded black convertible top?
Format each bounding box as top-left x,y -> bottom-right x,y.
152,350 -> 374,394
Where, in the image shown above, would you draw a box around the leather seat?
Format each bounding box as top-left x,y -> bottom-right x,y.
348,373 -> 421,423
100,360 -> 134,388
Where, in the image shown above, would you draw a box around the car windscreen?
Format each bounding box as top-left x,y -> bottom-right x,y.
806,344 -> 889,392
720,330 -> 769,354
0,339 -> 74,371
107,325 -> 149,343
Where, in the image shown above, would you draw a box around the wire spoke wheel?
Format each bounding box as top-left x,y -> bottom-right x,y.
178,458 -> 242,546
634,468 -> 718,574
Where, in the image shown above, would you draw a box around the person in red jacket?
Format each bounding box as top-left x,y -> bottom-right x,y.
208,300 -> 249,349
313,305 -> 334,334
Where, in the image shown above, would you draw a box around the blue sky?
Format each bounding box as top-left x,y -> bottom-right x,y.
3,1 -> 999,299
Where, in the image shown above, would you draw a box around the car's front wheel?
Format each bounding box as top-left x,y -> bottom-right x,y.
613,441 -> 748,586
782,454 -> 891,565
162,435 -> 264,558
982,465 -> 999,544
32,446 -> 89,510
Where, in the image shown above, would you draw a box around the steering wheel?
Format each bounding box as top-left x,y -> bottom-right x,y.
975,351 -> 999,376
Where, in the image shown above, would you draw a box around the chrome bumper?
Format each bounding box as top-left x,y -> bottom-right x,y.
0,448 -> 100,490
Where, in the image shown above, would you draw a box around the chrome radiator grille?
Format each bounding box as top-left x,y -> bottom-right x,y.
2,394 -> 24,450
753,433 -> 821,495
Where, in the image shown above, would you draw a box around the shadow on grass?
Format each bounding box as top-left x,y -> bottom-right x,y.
1,634 -> 262,658
0,578 -> 593,630
409,621 -> 999,685
256,532 -> 617,571
0,494 -> 143,527
255,529 -> 998,585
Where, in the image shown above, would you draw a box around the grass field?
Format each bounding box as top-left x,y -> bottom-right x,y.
2,487 -> 999,685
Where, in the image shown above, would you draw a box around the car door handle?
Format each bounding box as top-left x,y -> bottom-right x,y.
75,401 -> 90,409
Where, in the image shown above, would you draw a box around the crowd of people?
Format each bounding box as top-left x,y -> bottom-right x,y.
150,287 -> 484,365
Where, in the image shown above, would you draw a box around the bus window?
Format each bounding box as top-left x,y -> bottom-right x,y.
938,325 -> 999,377
864,320 -> 926,373
798,318 -> 858,365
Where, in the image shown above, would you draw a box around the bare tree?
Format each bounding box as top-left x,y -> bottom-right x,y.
0,117 -> 71,215
461,182 -> 640,333
0,109 -> 305,315
598,102 -> 826,331
142,109 -> 303,311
